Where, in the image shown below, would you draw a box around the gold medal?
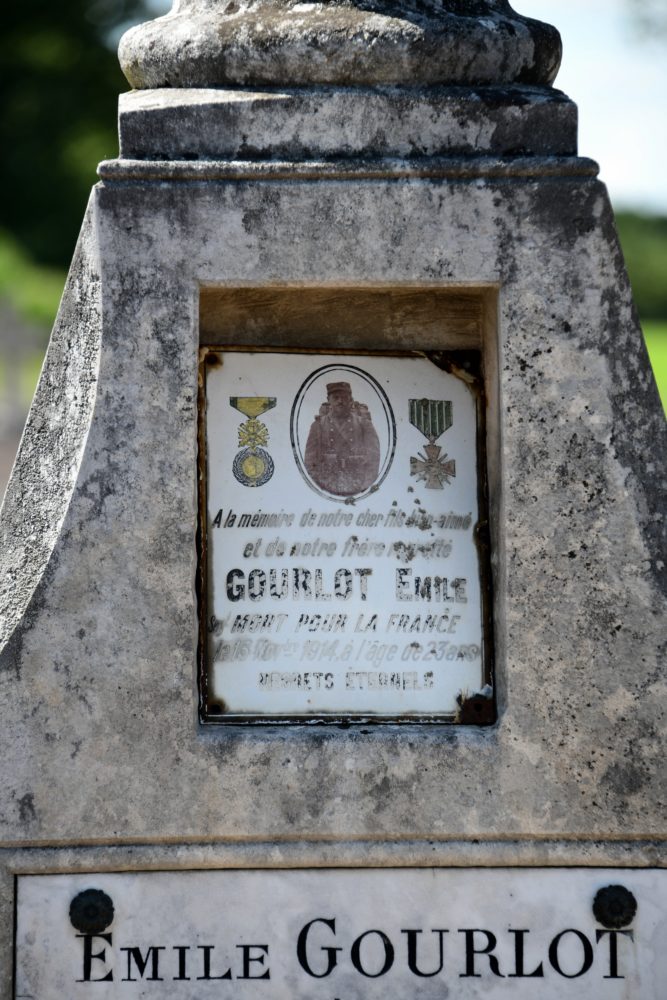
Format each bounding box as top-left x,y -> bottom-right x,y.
229,396 -> 276,487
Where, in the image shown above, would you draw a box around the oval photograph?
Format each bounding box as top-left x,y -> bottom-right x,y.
291,364 -> 396,502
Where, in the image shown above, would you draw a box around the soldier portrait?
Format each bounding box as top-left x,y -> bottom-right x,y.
303,381 -> 381,497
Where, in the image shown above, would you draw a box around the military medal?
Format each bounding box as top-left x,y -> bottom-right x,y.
230,396 -> 276,487
409,398 -> 456,489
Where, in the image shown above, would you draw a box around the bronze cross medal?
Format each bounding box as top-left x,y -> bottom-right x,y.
409,398 -> 456,489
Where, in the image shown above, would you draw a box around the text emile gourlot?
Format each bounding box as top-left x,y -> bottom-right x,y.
75,916 -> 633,984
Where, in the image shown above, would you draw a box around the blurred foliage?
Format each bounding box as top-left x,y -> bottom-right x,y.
615,213 -> 667,321
0,1 -> 155,269
0,229 -> 66,325
643,323 -> 667,412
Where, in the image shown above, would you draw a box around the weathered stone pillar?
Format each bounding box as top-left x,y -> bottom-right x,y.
2,1 -> 665,995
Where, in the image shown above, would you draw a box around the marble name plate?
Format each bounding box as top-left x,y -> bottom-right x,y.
200,349 -> 492,722
15,867 -> 666,998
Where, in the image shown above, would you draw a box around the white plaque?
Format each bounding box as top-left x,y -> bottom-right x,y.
200,350 -> 491,721
16,868 -> 665,998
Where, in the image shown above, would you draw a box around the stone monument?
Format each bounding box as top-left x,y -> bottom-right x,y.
1,0 -> 665,995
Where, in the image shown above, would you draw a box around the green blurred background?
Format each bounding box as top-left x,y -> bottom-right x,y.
0,0 -> 665,493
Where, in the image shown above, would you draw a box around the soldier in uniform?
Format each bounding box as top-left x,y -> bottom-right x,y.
304,381 -> 381,496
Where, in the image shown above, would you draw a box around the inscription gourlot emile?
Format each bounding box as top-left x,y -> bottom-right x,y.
202,351 -> 488,718
72,885 -> 636,986
210,506 -> 474,683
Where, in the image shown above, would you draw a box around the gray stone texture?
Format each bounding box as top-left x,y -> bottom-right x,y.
1,143 -> 664,855
119,0 -> 562,88
118,85 -> 578,162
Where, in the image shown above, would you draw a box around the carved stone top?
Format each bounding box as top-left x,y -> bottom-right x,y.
119,0 -> 562,89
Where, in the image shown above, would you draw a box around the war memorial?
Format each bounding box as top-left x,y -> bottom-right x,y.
1,0 -> 665,995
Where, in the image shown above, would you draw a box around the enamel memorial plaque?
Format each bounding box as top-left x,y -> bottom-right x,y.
200,351 -> 492,722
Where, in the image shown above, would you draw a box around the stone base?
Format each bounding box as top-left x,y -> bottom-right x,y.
1,83 -> 665,1000
1,165 -> 663,846
118,85 -> 578,162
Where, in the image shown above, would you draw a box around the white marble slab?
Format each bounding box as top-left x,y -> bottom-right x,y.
15,867 -> 666,998
203,350 -> 487,718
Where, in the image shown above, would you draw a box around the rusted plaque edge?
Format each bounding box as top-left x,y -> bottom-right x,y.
196,347 -> 495,726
